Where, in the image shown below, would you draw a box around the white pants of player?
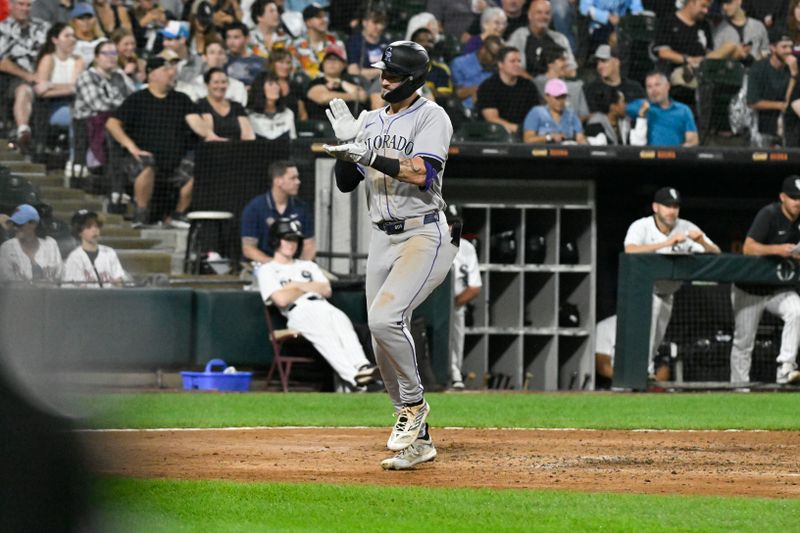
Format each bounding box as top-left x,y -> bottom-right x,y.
287,299 -> 371,387
450,306 -> 466,383
649,292 -> 674,374
729,286 -> 800,383
366,216 -> 458,410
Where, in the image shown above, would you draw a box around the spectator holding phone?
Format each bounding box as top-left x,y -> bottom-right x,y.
714,0 -> 769,63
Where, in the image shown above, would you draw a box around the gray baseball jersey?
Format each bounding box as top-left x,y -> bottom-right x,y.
356,97 -> 453,223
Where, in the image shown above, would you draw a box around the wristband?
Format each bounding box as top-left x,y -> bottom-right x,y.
371,154 -> 400,177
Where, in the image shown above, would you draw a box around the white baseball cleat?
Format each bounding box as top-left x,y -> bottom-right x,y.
354,364 -> 380,386
386,401 -> 430,451
381,435 -> 437,470
777,364 -> 800,385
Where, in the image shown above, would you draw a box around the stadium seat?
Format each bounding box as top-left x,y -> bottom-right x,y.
264,305 -> 317,392
439,95 -> 471,132
454,121 -> 515,143
295,119 -> 335,139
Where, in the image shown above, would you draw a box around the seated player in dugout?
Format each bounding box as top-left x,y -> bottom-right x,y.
257,217 -> 380,391
624,187 -> 720,379
595,314 -> 670,389
240,159 -> 316,265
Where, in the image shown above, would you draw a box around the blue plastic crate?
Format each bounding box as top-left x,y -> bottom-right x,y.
180,359 -> 253,392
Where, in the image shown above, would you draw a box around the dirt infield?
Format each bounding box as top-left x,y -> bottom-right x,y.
84,428 -> 800,498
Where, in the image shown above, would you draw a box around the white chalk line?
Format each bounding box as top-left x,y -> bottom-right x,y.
76,426 -> 775,433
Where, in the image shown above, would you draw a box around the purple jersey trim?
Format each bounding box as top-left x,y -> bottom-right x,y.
420,160 -> 437,192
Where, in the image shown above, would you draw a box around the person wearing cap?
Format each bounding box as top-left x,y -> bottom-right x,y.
344,9 -> 388,81
579,0 -> 643,56
730,176 -> 800,385
713,0 -> 769,62
747,27 -> 799,146
450,34 -> 502,111
69,2 -> 104,66
289,4 -> 344,80
624,187 -> 720,379
476,45 -> 541,136
161,21 -> 203,85
583,44 -> 645,113
106,49 -> 222,228
304,43 -> 366,120
523,77 -> 586,144
224,21 -> 265,86
533,42 -> 589,122
625,71 -> 698,146
63,209 -> 128,287
506,0 -> 577,78
0,204 -> 63,283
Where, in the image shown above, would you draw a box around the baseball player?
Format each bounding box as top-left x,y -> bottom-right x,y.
730,176 -> 800,385
63,210 -> 129,288
447,205 -> 482,390
624,187 -> 720,377
322,40 -> 457,470
257,218 -> 380,390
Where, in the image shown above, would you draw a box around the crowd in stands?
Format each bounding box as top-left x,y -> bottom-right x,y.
1,0 -> 800,224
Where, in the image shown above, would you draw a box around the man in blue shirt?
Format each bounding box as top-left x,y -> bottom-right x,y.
450,35 -> 502,111
625,71 -> 699,146
523,78 -> 586,143
241,160 -> 316,263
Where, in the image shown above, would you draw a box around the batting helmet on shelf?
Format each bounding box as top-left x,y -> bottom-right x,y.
560,241 -> 579,264
490,230 -> 517,264
371,40 -> 430,103
525,234 -> 547,264
559,302 -> 581,328
268,217 -> 304,250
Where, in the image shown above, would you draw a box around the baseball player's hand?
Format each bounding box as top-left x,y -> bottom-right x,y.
686,229 -> 704,242
669,233 -> 686,246
776,243 -> 797,257
323,131 -> 375,165
325,98 -> 367,141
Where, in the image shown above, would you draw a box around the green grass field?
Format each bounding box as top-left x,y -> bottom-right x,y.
87,392 -> 800,532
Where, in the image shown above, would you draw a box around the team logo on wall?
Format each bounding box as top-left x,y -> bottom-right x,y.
776,258 -> 796,282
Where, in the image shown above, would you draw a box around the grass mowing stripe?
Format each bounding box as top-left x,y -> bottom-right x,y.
81,392 -> 800,430
97,477 -> 800,533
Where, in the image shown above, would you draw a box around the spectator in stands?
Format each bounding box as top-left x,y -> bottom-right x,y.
477,46 -> 540,137
62,209 -> 128,288
345,10 -> 388,80
451,34 -> 502,112
267,47 -> 307,119
411,27 -> 453,101
112,28 -> 145,87
551,0 -> 577,53
241,159 -> 315,263
0,0 -> 49,154
744,0 -> 789,30
93,0 -> 132,37
257,217 -> 379,392
224,22 -> 265,87
247,71 -> 296,139
290,4 -> 344,80
70,3 -> 104,66
426,0 -> 476,43
579,0 -> 643,56
463,7 -> 507,55
624,187 -> 719,380
534,43 -> 589,122
584,44 -> 645,113
507,0 -> 577,78
209,0 -> 243,34
788,0 -> 800,54
730,176 -> 800,385
586,85 -> 646,145
161,21 -> 204,87
304,44 -> 366,121
654,0 -> 746,99
625,71 -> 699,146
31,0 -> 73,25
178,39 -> 248,105
405,12 -> 440,42
248,0 -> 288,59
197,67 -> 255,139
34,23 -> 84,144
523,78 -> 586,143
73,40 -> 135,175
189,0 -> 222,55
714,0 -> 770,62
105,50 -> 222,228
501,0 -> 528,39
748,28 -> 799,146
130,0 -> 167,52
0,204 -> 63,283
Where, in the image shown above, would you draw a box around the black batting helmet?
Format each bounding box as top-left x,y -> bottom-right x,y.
268,217 -> 304,250
371,40 -> 429,103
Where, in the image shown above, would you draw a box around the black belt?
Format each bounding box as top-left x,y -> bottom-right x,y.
286,295 -> 321,312
376,212 -> 439,235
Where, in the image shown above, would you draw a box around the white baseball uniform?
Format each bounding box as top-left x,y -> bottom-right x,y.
62,245 -> 128,288
624,216 -> 716,373
450,238 -> 481,383
257,259 -> 371,387
595,314 -> 617,365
